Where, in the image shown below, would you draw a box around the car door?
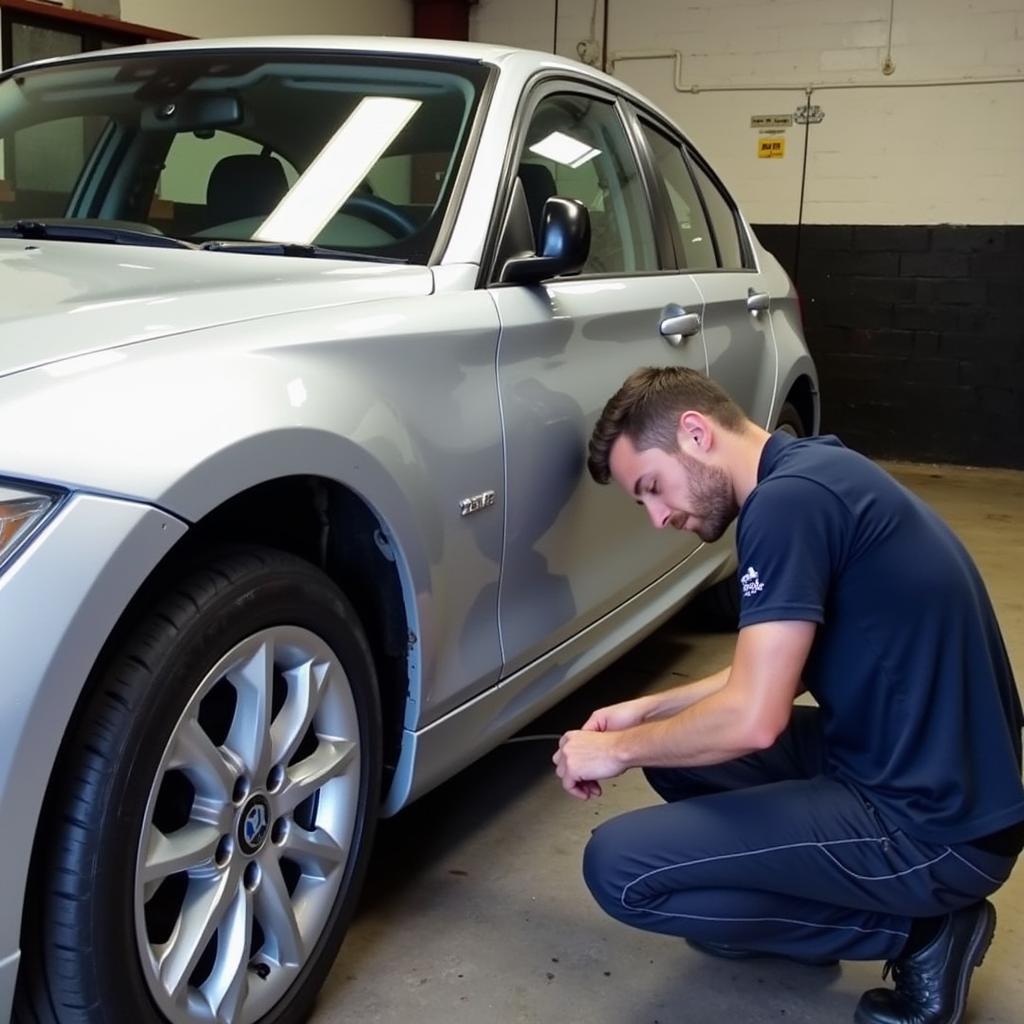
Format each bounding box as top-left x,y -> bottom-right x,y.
634,113 -> 778,425
489,83 -> 709,676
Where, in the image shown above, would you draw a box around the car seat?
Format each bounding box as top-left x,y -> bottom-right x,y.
206,153 -> 289,226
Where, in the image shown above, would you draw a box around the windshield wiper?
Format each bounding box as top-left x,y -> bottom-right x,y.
199,240 -> 408,263
0,220 -> 197,250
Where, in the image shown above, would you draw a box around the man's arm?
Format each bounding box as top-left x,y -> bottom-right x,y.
615,621 -> 814,766
581,666 -> 731,732
554,620 -> 816,798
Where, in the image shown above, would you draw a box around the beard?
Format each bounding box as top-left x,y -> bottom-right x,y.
674,449 -> 738,543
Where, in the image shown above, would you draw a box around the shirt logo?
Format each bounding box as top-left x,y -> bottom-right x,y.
741,566 -> 765,597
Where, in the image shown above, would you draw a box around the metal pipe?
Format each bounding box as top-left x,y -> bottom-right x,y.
607,49 -> 1024,94
601,0 -> 609,73
882,0 -> 897,75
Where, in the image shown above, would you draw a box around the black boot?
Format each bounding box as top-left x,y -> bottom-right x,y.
686,938 -> 838,967
854,900 -> 996,1024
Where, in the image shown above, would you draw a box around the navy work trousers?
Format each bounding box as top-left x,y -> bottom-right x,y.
583,707 -> 1016,961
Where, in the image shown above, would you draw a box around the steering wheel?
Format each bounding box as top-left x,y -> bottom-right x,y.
341,194 -> 418,238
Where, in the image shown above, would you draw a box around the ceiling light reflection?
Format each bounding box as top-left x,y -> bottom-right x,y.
256,96 -> 422,245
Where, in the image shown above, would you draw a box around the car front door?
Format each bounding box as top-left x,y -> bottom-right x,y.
489,84 -> 709,676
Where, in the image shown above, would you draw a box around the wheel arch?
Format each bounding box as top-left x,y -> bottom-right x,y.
777,360 -> 821,436
168,475 -> 419,795
101,475 -> 418,797
783,372 -> 820,436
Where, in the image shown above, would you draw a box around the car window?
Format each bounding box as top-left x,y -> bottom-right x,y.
0,52 -> 489,262
0,114 -> 107,218
687,152 -> 748,269
640,123 -> 716,271
518,93 -> 657,276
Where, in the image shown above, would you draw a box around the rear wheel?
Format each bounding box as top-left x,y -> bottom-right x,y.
695,401 -> 807,629
17,547 -> 382,1024
774,400 -> 806,439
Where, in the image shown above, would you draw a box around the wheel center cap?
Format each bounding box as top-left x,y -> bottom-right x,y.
238,794 -> 271,856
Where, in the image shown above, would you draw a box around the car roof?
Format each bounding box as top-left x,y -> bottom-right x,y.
56,35 -> 527,64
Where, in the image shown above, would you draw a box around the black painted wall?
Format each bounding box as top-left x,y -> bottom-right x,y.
753,223 -> 1024,469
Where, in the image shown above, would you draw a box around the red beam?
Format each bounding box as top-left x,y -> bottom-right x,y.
0,0 -> 190,42
413,0 -> 471,41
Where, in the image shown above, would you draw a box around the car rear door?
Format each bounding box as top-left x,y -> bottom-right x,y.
489,81 -> 710,676
632,111 -> 778,426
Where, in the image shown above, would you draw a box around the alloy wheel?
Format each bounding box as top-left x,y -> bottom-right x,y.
134,626 -> 361,1024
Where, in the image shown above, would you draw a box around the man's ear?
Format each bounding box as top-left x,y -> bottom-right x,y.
678,411 -> 712,453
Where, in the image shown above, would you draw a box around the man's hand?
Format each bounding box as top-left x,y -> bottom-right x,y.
553,729 -> 627,800
581,696 -> 655,733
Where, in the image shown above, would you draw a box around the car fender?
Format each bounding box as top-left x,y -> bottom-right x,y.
746,244 -> 820,433
0,287 -> 505,736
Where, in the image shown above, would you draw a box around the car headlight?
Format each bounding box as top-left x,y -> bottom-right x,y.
0,484 -> 64,571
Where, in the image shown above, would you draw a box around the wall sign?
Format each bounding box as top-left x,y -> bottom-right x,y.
751,114 -> 794,128
758,137 -> 786,159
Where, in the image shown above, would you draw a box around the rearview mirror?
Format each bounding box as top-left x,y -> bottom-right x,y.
141,94 -> 243,133
500,197 -> 590,285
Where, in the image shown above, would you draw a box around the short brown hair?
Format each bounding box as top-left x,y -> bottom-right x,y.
587,367 -> 746,484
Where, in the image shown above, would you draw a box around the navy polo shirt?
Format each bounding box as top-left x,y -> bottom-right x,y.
737,432 -> 1024,845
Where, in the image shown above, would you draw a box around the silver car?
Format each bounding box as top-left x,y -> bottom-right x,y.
0,36 -> 818,1024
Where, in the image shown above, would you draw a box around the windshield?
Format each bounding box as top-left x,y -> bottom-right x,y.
0,50 -> 489,260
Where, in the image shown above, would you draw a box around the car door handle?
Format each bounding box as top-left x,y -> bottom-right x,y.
660,311 -> 701,346
746,290 -> 770,313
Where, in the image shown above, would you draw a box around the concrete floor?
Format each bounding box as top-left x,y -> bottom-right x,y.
314,462 -> 1024,1024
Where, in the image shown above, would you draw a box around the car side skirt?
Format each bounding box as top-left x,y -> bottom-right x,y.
381,540 -> 733,816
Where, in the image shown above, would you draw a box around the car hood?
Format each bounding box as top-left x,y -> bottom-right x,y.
0,239 -> 434,378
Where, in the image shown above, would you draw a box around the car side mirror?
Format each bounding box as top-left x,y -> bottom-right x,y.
500,197 -> 591,285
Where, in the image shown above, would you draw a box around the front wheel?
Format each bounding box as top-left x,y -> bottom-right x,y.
17,548 -> 382,1024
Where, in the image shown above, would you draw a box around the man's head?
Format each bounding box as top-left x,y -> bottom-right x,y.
587,367 -> 749,542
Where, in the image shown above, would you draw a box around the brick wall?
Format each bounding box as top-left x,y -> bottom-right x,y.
756,224 -> 1024,468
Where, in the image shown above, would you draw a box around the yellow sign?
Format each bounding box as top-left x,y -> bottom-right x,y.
758,137 -> 786,159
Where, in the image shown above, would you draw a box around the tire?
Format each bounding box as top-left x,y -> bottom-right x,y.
695,401 -> 807,630
16,547 -> 382,1024
774,400 -> 805,439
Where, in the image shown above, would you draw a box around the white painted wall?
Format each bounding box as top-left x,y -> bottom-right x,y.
471,0 -> 555,52
471,0 -> 1024,225
120,0 -> 412,40
470,0 -> 605,63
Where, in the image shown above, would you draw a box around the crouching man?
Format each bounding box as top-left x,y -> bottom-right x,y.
554,367 -> 1023,1024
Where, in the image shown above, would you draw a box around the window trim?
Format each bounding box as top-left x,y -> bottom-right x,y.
480,73 -> 674,288
635,114 -> 726,273
618,100 -> 678,269
626,99 -> 759,275
427,61 -> 497,266
682,142 -> 757,272
683,138 -> 724,268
